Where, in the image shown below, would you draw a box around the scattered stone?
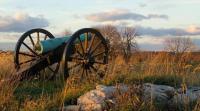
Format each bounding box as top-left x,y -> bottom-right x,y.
76,83 -> 200,111
77,85 -> 128,111
169,87 -> 200,110
143,83 -> 175,107
63,105 -> 80,111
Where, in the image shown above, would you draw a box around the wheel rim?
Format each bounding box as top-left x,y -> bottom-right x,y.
14,28 -> 59,80
63,28 -> 108,83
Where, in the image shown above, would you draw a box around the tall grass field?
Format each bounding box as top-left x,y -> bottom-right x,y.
1,51 -> 200,110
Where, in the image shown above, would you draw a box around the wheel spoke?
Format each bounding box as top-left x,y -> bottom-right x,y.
76,48 -> 84,57
19,58 -> 36,65
69,56 -> 83,63
81,66 -> 85,79
44,35 -> 48,40
19,52 -> 35,57
22,42 -> 38,56
37,32 -> 40,41
84,33 -> 88,53
88,34 -> 96,53
88,66 -> 98,81
88,66 -> 93,72
68,63 -> 82,70
78,35 -> 85,55
90,65 -> 98,72
94,60 -> 105,65
90,40 -> 102,55
70,56 -> 84,61
29,35 -> 35,47
47,66 -> 56,73
85,68 -> 88,77
83,68 -> 88,79
92,51 -> 106,58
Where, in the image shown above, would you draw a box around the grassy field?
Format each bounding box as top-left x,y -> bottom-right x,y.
1,51 -> 200,110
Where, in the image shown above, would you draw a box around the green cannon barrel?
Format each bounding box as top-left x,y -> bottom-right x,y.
35,34 -> 91,54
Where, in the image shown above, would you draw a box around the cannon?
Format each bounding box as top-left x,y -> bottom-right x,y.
14,28 -> 109,81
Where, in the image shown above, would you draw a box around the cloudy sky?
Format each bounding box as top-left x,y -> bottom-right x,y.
0,0 -> 200,51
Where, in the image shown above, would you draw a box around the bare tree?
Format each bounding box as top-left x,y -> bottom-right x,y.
95,25 -> 139,62
95,25 -> 121,58
164,37 -> 196,54
164,37 -> 197,64
120,27 -> 138,62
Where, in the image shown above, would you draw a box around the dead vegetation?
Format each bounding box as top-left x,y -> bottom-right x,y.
0,25 -> 200,110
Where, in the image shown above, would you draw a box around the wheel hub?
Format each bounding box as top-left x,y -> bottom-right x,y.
82,53 -> 95,68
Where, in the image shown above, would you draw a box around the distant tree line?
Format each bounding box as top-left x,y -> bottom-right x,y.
63,25 -> 197,63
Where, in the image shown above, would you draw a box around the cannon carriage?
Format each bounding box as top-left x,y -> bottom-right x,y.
14,28 -> 109,81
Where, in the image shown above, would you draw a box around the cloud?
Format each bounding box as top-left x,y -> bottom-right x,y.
136,26 -> 200,36
139,3 -> 147,7
0,12 -> 49,32
0,33 -> 19,42
136,36 -> 165,45
186,25 -> 200,33
139,43 -> 164,51
86,9 -> 168,22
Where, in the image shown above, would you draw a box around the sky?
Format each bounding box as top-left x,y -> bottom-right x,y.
0,0 -> 200,51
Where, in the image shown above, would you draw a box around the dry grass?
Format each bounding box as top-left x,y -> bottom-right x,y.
0,52 -> 15,79
1,51 -> 200,110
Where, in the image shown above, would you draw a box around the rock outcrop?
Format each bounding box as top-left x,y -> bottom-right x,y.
143,83 -> 175,108
65,83 -> 200,111
168,87 -> 200,110
77,85 -> 128,111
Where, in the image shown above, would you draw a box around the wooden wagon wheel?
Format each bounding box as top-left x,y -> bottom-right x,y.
62,28 -> 109,83
14,28 -> 60,80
